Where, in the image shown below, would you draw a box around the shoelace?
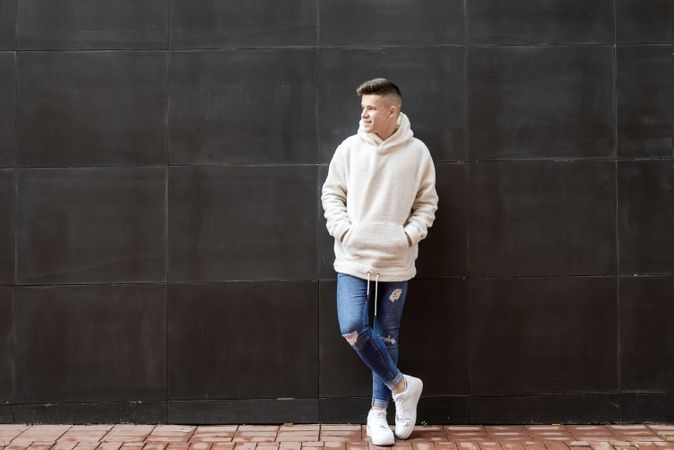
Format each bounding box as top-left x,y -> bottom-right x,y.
394,396 -> 406,421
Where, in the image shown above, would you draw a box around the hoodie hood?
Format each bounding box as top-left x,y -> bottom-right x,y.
357,112 -> 414,153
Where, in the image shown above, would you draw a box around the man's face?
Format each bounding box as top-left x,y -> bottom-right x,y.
360,94 -> 397,139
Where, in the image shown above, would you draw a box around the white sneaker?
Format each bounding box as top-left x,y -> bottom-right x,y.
366,408 -> 395,446
392,374 -> 423,439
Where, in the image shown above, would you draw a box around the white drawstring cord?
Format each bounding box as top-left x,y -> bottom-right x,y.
367,272 -> 370,297
367,271 -> 381,318
374,273 -> 380,318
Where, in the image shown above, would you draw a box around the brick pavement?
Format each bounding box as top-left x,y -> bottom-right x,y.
0,424 -> 673,450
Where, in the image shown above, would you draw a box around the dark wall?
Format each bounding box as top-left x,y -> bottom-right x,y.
0,0 -> 672,424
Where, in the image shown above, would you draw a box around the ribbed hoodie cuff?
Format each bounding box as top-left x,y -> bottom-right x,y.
403,223 -> 422,246
334,221 -> 351,242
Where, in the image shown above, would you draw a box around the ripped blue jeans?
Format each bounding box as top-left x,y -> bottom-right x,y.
336,272 -> 409,409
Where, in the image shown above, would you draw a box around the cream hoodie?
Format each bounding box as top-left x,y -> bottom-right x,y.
321,112 -> 439,282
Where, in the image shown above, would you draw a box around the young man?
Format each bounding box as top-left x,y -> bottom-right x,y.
321,78 -> 439,445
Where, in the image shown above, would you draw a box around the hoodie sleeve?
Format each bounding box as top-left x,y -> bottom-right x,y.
404,152 -> 439,246
321,145 -> 351,242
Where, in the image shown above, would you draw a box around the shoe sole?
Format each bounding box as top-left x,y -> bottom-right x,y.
395,378 -> 423,440
367,425 -> 395,446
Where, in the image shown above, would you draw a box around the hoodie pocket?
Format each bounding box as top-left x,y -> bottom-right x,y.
343,220 -> 409,267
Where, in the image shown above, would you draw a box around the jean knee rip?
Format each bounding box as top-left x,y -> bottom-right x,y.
382,335 -> 397,345
343,330 -> 371,349
343,331 -> 359,346
389,288 -> 403,302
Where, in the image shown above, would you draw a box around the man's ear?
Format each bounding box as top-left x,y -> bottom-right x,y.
388,104 -> 399,118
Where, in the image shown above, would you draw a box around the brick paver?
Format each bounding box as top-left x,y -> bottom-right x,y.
0,425 -> 673,450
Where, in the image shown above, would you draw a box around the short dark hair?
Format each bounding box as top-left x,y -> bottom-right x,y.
356,78 -> 402,107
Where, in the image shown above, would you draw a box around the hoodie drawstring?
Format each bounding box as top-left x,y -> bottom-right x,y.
366,271 -> 380,318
